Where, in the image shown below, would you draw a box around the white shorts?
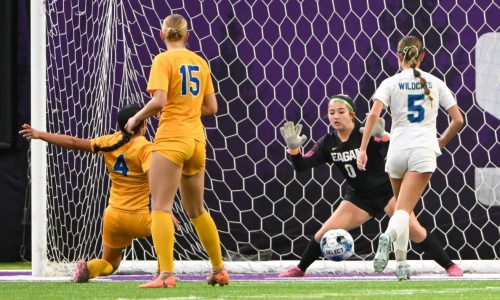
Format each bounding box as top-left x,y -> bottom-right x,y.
385,147 -> 437,179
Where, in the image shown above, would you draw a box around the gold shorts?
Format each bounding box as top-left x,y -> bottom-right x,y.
102,207 -> 151,249
153,137 -> 206,176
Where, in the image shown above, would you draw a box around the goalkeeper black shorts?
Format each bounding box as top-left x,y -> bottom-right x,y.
343,185 -> 392,219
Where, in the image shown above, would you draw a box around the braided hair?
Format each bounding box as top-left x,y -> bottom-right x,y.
397,36 -> 433,102
93,104 -> 144,153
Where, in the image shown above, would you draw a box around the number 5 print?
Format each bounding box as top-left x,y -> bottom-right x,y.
407,94 -> 425,123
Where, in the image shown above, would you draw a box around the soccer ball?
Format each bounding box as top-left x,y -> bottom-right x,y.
320,229 -> 354,261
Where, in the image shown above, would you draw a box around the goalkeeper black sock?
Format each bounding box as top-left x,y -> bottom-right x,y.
297,237 -> 322,272
417,229 -> 453,269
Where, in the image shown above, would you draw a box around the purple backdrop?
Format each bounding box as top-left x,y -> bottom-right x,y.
44,0 -> 499,261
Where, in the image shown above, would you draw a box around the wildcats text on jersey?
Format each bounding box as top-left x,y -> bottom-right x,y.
330,149 -> 360,162
398,81 -> 432,90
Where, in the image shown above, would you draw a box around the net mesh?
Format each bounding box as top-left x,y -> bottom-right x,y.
43,0 -> 500,269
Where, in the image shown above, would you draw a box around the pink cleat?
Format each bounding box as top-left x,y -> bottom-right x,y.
72,259 -> 89,283
207,268 -> 230,286
152,271 -> 160,280
446,264 -> 463,277
139,272 -> 176,288
278,266 -> 305,278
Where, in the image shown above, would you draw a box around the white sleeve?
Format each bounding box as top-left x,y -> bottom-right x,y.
438,82 -> 457,110
373,78 -> 392,107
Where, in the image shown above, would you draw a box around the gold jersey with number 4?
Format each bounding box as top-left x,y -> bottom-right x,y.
91,132 -> 153,213
147,48 -> 215,143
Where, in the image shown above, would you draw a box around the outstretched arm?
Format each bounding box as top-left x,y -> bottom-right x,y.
279,121 -> 330,171
279,121 -> 307,153
288,143 -> 329,171
19,124 -> 92,152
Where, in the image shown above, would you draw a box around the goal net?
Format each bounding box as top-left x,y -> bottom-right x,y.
31,0 -> 500,276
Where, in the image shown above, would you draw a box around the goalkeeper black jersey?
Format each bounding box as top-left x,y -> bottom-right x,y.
289,123 -> 391,197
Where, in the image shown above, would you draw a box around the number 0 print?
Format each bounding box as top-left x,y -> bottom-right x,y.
344,164 -> 357,178
113,154 -> 129,176
179,64 -> 200,96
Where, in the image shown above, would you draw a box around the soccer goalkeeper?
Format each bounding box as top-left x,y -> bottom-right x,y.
278,94 -> 463,279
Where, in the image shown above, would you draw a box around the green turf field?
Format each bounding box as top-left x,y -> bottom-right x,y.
0,262 -> 31,270
1,280 -> 500,300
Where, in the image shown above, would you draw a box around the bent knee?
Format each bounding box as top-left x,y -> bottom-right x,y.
408,224 -> 426,243
186,207 -> 206,219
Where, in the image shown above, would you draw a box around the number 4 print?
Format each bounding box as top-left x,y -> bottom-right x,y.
113,154 -> 129,176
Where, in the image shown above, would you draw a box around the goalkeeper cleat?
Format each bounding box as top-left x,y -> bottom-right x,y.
72,259 -> 90,283
373,233 -> 391,273
278,266 -> 305,277
396,265 -> 411,281
446,264 -> 464,277
139,272 -> 176,288
207,268 -> 230,286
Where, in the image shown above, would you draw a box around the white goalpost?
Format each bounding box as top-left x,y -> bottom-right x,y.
31,1 -> 500,277
30,0 -> 48,277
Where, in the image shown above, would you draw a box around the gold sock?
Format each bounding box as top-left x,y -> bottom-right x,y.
87,259 -> 114,279
191,211 -> 223,269
151,211 -> 175,273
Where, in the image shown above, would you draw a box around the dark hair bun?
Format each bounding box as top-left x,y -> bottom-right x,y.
118,104 -> 142,133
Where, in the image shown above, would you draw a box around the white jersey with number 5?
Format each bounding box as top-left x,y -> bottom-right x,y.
373,68 -> 457,155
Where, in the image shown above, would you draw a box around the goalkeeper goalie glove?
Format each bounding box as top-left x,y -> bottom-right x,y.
279,121 -> 307,150
359,115 -> 389,141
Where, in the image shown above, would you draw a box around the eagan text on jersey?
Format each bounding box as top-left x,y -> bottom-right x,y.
330,149 -> 360,162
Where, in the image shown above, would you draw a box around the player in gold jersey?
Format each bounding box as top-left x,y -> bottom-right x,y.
124,14 -> 229,288
19,104 -> 179,282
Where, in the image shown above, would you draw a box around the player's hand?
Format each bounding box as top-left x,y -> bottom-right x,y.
357,150 -> 367,171
171,214 -> 181,231
19,124 -> 41,141
437,137 -> 444,149
359,114 -> 386,138
279,121 -> 307,150
124,116 -> 139,134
